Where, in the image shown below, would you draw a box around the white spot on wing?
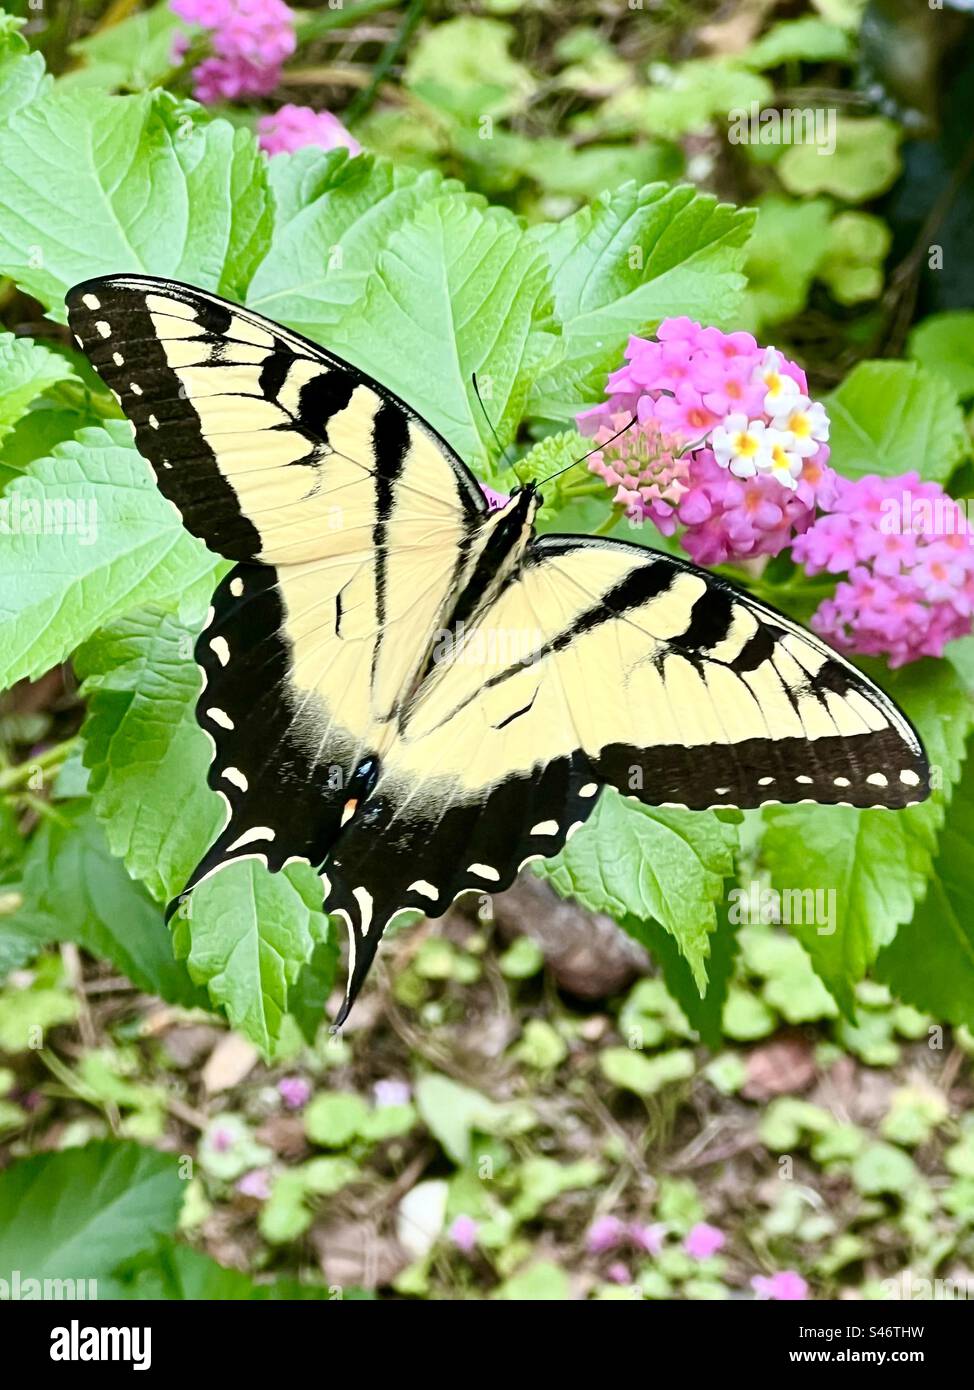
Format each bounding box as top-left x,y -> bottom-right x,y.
408,880 -> 438,901
223,766 -> 248,791
867,772 -> 888,788
130,382 -> 142,396
226,827 -> 275,852
579,782 -> 599,797
209,636 -> 230,666
468,862 -> 500,882
206,706 -> 234,730
352,885 -> 375,934
112,351 -> 124,366
531,819 -> 559,836
82,293 -> 101,310
230,577 -> 244,597
95,320 -> 111,338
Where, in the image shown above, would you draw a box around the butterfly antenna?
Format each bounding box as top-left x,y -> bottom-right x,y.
472,373 -> 524,484
538,414 -> 638,488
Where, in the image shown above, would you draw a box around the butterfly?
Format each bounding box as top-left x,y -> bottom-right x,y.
67,275 -> 930,1022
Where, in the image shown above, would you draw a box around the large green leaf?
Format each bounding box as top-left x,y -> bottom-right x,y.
538,790 -> 738,991
876,746 -> 974,1029
0,12 -> 50,122
0,331 -> 78,444
175,859 -> 333,1057
120,1239 -> 340,1299
77,605 -> 223,904
826,361 -> 969,482
247,148 -> 465,339
0,421 -> 213,687
624,901 -> 740,1048
526,182 -> 754,419
0,89 -> 272,315
13,801 -> 209,1010
907,311 -> 974,401
761,662 -> 972,1011
326,194 -> 557,471
0,1142 -> 183,1287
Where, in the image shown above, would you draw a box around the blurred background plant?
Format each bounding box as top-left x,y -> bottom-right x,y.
0,0 -> 973,1302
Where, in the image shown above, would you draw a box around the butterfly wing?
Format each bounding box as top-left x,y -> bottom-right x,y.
324,532 -> 929,1016
67,275 -> 487,902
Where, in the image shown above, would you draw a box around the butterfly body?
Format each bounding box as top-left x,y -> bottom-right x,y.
67,275 -> 930,1021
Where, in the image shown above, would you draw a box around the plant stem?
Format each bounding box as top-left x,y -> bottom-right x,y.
0,737 -> 81,794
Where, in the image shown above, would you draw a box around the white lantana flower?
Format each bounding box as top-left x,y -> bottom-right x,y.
771,396 -> 830,457
712,414 -> 771,478
765,429 -> 803,491
759,348 -> 802,417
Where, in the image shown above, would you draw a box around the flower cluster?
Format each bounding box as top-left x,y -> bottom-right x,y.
578,319 -> 837,566
171,0 -> 296,103
257,104 -> 361,157
793,473 -> 974,667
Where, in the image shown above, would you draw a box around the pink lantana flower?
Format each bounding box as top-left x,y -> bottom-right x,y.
578,320 -> 837,565
793,473 -> 974,666
170,0 -> 296,103
258,105 -> 361,157
752,1270 -> 809,1300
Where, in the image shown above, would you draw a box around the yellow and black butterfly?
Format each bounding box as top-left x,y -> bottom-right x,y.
67,275 -> 929,1021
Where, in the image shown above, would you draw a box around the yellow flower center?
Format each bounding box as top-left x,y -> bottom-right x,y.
733,431 -> 759,456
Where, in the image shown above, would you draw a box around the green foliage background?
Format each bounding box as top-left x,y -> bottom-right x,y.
0,0 -> 972,1303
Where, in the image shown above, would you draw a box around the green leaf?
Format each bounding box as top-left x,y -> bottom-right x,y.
761,662 -> 972,1011
491,1260 -> 571,1300
826,361 -> 968,483
0,90 -> 272,316
247,149 -> 466,340
851,1142 -> 917,1196
404,16 -> 534,121
177,858 -> 331,1056
122,1238 -> 336,1299
908,311 -> 974,401
77,606 -> 223,904
0,422 -> 213,688
0,12 -> 50,123
639,61 -> 773,141
327,195 -> 556,472
64,1 -> 188,93
876,745 -> 974,1029
289,938 -> 339,1044
538,789 -> 738,991
527,183 -> 754,419
0,1141 -> 183,1288
0,332 -> 78,444
414,1072 -> 533,1163
13,801 -> 208,1010
778,116 -> 900,202
817,211 -> 891,307
304,1092 -> 370,1148
738,195 -> 831,332
742,17 -> 854,68
622,903 -> 739,1048
600,1046 -> 695,1096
